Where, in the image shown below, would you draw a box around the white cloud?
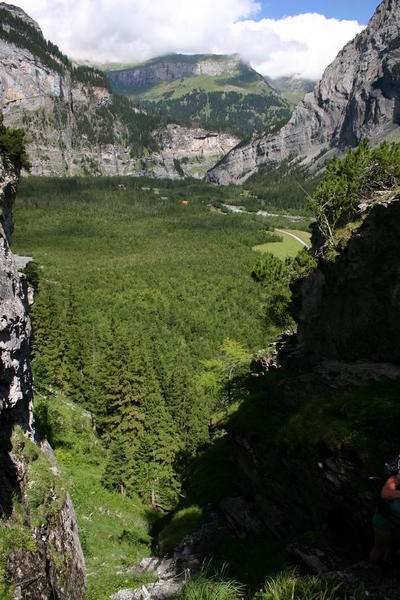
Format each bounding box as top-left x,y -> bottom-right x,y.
14,0 -> 364,79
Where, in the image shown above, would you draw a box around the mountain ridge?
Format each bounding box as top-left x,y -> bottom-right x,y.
206,0 -> 400,184
106,53 -> 292,139
0,4 -> 238,178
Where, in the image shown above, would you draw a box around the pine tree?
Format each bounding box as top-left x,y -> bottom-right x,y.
130,347 -> 181,508
31,284 -> 62,387
167,365 -> 209,460
58,285 -> 91,404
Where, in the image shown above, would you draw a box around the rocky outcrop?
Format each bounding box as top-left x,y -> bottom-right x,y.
221,194 -> 400,596
147,125 -> 239,180
293,198 -> 400,368
206,0 -> 400,184
0,147 -> 86,597
0,154 -> 32,431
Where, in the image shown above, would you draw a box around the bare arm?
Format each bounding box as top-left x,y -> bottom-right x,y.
381,476 -> 400,501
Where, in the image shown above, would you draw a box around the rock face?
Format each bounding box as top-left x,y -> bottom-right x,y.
107,54 -> 241,92
206,0 -> 400,184
0,148 -> 86,597
149,125 -> 239,180
293,199 -> 400,367
222,195 -> 400,596
0,153 -> 32,432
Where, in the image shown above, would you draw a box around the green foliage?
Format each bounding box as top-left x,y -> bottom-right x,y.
33,394 -> 154,599
174,158 -> 185,177
108,56 -> 291,138
309,140 -> 400,248
255,569 -> 347,600
158,506 -> 204,554
278,380 -> 400,474
251,253 -> 294,332
176,569 -> 245,600
243,161 -> 319,213
138,89 -> 291,138
21,260 -> 40,292
0,496 -> 36,600
71,65 -> 111,90
11,427 -> 66,528
14,176 -> 277,507
200,339 -> 252,407
251,248 -> 316,333
0,112 -> 30,171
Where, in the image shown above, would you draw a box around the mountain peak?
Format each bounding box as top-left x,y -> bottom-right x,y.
0,2 -> 42,34
206,0 -> 400,184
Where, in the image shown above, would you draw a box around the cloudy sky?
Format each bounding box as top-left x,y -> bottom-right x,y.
15,0 -> 379,79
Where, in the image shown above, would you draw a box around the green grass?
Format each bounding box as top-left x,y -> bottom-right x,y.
227,379 -> 400,479
11,427 -> 67,528
133,74 -> 273,102
0,496 -> 37,600
253,230 -> 310,259
282,229 -> 311,245
176,569 -> 245,600
158,506 -> 204,554
255,568 -> 355,599
34,394 -> 155,600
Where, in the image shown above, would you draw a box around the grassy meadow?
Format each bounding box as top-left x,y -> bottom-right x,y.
253,228 -> 311,259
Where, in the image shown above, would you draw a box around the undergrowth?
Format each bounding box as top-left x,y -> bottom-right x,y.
34,394 -> 156,599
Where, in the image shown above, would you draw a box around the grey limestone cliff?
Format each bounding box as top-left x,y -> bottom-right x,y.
107,54 -> 241,93
207,0 -> 400,184
0,148 -> 86,598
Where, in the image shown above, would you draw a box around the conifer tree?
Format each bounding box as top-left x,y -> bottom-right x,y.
58,285 -> 90,404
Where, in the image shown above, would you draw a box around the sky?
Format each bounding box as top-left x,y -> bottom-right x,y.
14,0 -> 380,79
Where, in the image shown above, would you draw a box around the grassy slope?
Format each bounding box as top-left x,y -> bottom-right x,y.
107,56 -> 291,138
133,74 -> 274,102
34,393 -> 155,600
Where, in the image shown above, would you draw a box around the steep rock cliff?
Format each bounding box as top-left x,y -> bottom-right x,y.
293,200 -> 400,368
148,124 -> 239,179
207,0 -> 400,184
222,195 -> 400,595
0,146 -> 86,598
107,54 -> 243,92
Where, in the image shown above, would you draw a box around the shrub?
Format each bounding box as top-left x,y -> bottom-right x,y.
309,140 -> 400,248
0,112 -> 30,171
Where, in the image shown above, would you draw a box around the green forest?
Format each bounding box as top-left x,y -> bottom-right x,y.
11,175 -> 313,597
15,178 -> 308,506
138,89 -> 290,139
12,140 -> 400,598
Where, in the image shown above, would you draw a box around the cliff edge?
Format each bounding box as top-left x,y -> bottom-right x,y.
0,134 -> 86,598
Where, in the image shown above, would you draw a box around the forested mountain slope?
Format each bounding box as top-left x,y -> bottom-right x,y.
106,54 -> 292,139
206,0 -> 400,184
0,4 -> 238,178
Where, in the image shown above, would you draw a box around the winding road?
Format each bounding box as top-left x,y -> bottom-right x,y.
275,229 -> 310,250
